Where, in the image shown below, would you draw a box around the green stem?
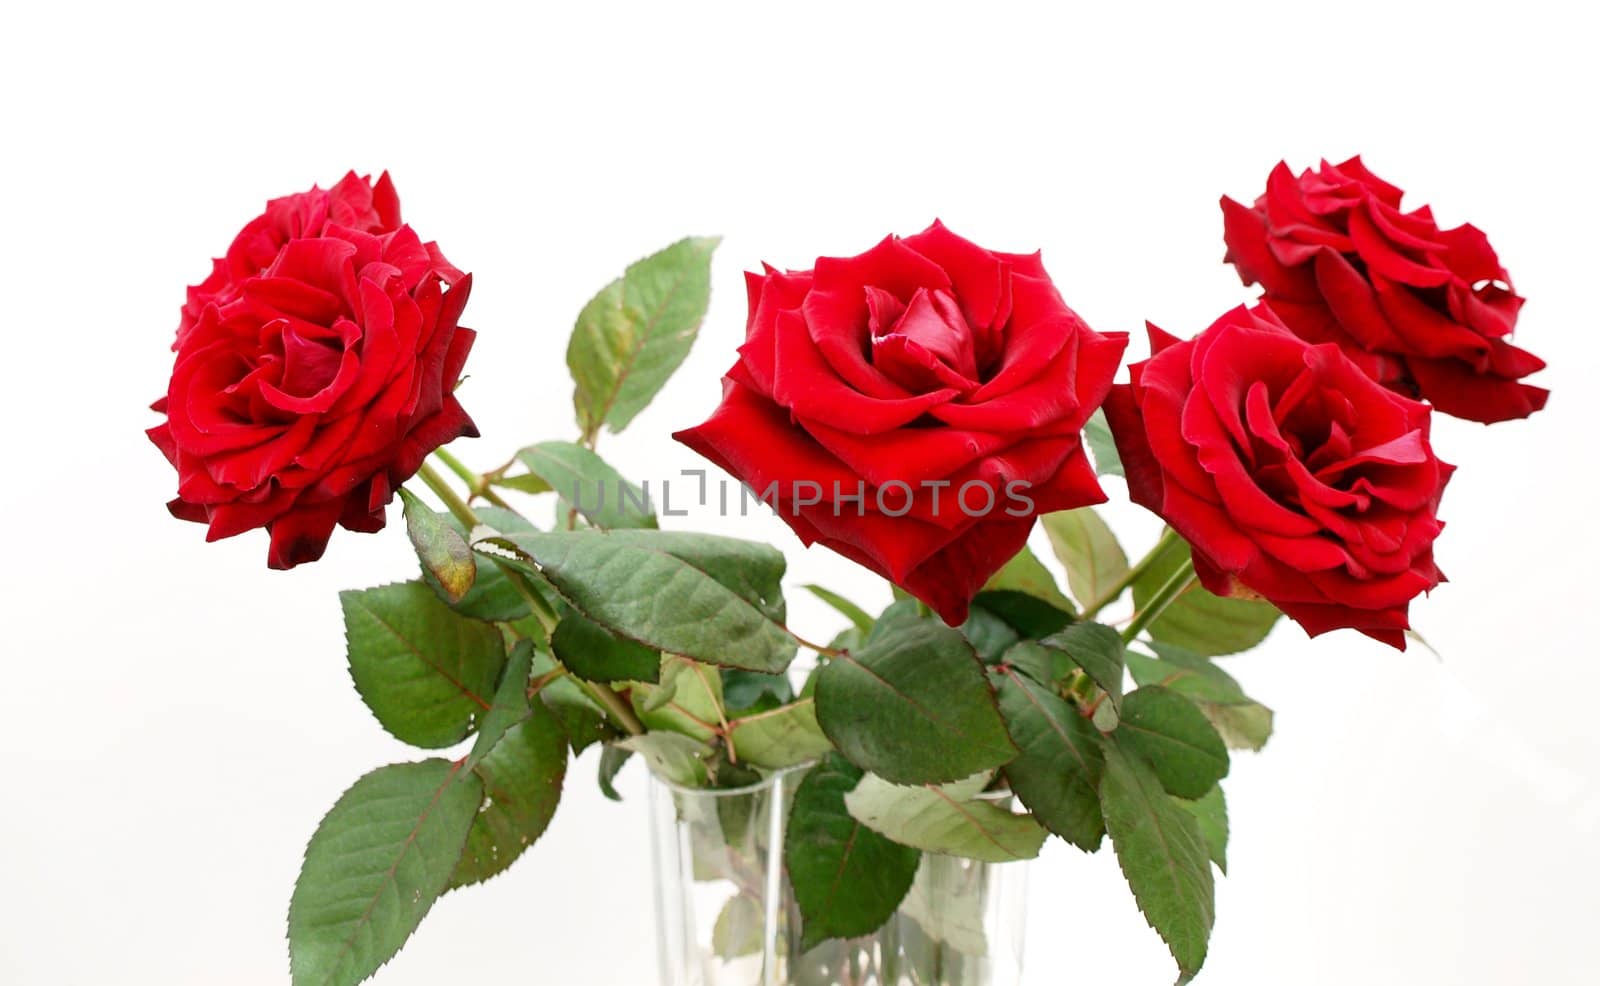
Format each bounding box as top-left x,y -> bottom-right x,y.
433,446 -> 478,489
566,428 -> 598,528
1121,559 -> 1198,644
581,678 -> 646,736
528,666 -> 567,698
433,447 -> 515,511
500,562 -> 560,629
480,487 -> 514,510
787,628 -> 846,658
1080,527 -> 1180,621
481,452 -> 520,485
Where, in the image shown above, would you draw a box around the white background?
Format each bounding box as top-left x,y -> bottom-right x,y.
2,2 -> 1596,983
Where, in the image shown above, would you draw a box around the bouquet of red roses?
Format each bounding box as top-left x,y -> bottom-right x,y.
150,160 -> 1544,985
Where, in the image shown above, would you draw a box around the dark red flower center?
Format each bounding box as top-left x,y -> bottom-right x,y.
1237,367 -> 1379,517
864,285 -> 982,395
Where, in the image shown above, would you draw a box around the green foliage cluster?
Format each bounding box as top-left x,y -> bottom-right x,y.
289,238 -> 1281,985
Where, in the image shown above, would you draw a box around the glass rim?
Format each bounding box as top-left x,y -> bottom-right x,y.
648,760 -> 1014,801
649,759 -> 819,798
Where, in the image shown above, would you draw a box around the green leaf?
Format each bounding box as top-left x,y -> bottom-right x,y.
568,235 -> 720,440
1115,686 -> 1229,800
727,698 -> 833,769
440,639 -> 567,890
959,603 -> 1021,664
620,732 -> 713,787
597,744 -> 632,801
1093,699 -> 1121,733
398,489 -> 475,602
720,668 -> 794,715
542,688 -> 610,752
450,702 -> 568,889
550,610 -> 660,684
288,760 -> 482,986
419,509 -> 544,624
815,618 -> 1017,786
529,650 -> 617,754
492,472 -> 553,495
991,665 -> 1105,850
995,640 -> 1057,686
801,583 -> 875,633
787,755 -> 921,951
1124,646 -> 1248,705
341,582 -> 507,749
1126,646 -> 1273,751
871,597 -> 925,637
632,655 -> 726,743
474,505 -> 539,535
1042,507 -> 1129,610
1131,536 -> 1280,657
1200,701 -> 1274,752
466,639 -> 536,770
516,441 -> 658,530
970,589 -> 1074,639
712,894 -> 765,959
487,530 -> 797,674
1181,785 -> 1228,874
981,543 -> 1075,614
1040,622 -> 1126,710
636,660 -> 681,713
844,773 -> 1047,864
1084,408 -> 1124,477
419,513 -> 531,623
1100,741 -> 1214,980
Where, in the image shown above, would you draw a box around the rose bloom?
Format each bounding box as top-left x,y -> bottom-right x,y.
149,174 -> 477,569
179,172 -> 405,347
1222,157 -> 1546,424
675,222 -> 1127,624
1104,305 -> 1451,649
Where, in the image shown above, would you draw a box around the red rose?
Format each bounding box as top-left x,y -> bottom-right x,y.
177,172 -> 431,348
149,175 -> 477,569
674,222 -> 1127,624
1221,157 -> 1547,424
1104,305 -> 1451,649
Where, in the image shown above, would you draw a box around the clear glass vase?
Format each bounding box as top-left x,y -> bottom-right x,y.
648,765 -> 1028,986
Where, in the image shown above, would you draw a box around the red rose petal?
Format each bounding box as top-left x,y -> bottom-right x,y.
1347,206 -> 1452,289
1406,354 -> 1550,423
773,310 -> 958,434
